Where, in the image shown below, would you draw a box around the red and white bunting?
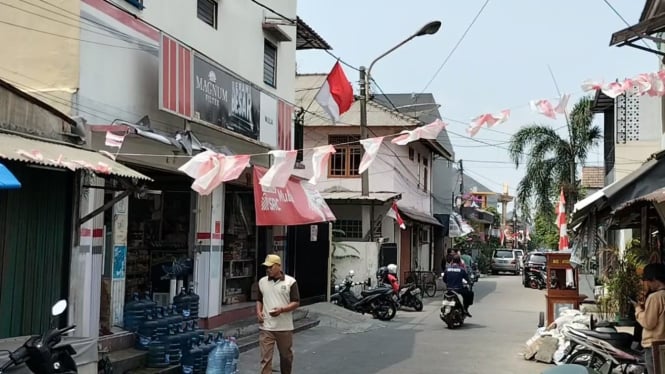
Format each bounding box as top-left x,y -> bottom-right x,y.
555,188 -> 569,251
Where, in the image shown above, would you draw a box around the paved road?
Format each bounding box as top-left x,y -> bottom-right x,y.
239,275 -> 552,373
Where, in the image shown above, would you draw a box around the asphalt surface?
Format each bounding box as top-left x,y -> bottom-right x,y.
239,274 -> 552,374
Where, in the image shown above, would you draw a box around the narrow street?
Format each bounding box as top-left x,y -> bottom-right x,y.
239,275 -> 551,374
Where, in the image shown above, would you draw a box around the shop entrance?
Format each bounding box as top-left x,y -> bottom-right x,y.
100,167 -> 194,333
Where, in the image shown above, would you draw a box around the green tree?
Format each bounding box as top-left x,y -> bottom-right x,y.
508,96 -> 602,218
533,210 -> 559,250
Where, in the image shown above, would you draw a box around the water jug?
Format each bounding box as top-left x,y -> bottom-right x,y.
143,291 -> 157,311
136,309 -> 159,350
167,304 -> 184,326
187,286 -> 200,320
165,324 -> 182,366
201,334 -> 216,372
192,320 -> 205,340
205,339 -> 227,374
123,292 -> 145,332
174,287 -> 192,319
181,337 -> 195,374
154,307 -> 169,341
146,335 -> 169,368
191,337 -> 204,374
225,337 -> 240,374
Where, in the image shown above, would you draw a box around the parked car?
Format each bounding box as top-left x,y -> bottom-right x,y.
521,252 -> 548,287
490,248 -> 520,275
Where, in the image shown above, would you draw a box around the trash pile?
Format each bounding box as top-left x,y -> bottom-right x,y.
523,309 -> 591,365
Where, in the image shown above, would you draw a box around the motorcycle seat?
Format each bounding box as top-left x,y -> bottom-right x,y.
361,288 -> 391,297
579,330 -> 634,350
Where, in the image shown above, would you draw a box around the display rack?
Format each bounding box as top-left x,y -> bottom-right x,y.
545,252 -> 583,324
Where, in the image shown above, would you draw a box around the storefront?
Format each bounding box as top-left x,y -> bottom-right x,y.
99,165 -> 194,333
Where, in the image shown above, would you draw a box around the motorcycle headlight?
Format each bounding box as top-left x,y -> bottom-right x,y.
334,285 -> 340,292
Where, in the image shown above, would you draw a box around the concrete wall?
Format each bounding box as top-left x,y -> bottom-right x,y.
0,0 -> 80,114
332,241 -> 379,286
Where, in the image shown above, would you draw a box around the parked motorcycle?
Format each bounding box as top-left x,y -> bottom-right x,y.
396,283 -> 423,311
331,271 -> 397,321
526,269 -> 547,290
440,286 -> 469,329
0,300 -> 78,374
561,326 -> 646,374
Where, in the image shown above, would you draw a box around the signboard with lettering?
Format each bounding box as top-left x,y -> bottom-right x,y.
192,55 -> 261,140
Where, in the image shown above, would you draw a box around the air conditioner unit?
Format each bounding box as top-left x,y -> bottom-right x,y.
420,228 -> 430,244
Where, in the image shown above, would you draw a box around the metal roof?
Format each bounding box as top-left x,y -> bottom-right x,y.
0,132 -> 151,181
320,191 -> 401,204
296,17 -> 332,50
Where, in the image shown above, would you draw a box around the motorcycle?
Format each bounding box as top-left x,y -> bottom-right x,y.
0,300 -> 78,374
331,271 -> 397,321
395,283 -> 423,311
440,285 -> 469,329
526,269 -> 547,290
561,326 -> 645,374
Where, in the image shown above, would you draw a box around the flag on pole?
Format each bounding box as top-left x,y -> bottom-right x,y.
386,200 -> 406,230
105,131 -> 126,148
556,188 -> 569,251
314,61 -> 354,123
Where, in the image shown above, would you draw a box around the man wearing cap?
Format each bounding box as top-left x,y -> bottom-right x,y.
257,254 -> 300,374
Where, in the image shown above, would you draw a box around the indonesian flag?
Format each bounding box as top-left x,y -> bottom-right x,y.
358,136 -> 384,174
315,62 -> 354,123
308,145 -> 336,185
500,227 -> 505,246
386,200 -> 406,230
178,151 -> 251,196
391,119 -> 447,146
260,150 -> 298,188
105,131 -> 125,148
556,188 -> 569,251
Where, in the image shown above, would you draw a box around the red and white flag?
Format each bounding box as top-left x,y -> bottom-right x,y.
556,188 -> 569,251
358,136 -> 384,174
391,119 -> 447,146
178,151 -> 251,196
259,150 -> 298,188
500,227 -> 505,246
308,145 -> 336,185
315,62 -> 354,123
386,200 -> 406,230
105,131 -> 126,148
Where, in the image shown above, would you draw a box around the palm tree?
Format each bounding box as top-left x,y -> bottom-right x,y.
508,96 -> 602,218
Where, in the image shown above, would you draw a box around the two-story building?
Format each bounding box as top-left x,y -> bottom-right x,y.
294,73 -> 452,281
0,0 -> 330,346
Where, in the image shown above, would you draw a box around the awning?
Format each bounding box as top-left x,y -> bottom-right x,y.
320,191 -> 402,205
461,206 -> 494,224
396,204 -> 443,227
571,152 -> 664,226
0,133 -> 151,181
609,2 -> 665,57
0,162 -> 20,189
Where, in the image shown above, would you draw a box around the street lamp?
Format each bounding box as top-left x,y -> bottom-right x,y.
359,20 -> 442,196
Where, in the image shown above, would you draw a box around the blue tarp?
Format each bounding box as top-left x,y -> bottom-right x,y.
0,162 -> 20,189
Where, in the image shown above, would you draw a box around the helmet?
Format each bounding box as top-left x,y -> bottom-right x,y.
376,266 -> 388,279
387,264 -> 397,275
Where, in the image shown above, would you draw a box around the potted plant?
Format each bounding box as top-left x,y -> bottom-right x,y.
601,246 -> 641,325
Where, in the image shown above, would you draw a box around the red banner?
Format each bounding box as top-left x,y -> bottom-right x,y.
253,167 -> 336,226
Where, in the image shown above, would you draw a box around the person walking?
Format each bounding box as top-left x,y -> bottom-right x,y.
256,254 -> 300,374
634,262 -> 665,374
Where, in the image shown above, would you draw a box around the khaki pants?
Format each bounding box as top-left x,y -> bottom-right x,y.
259,329 -> 293,374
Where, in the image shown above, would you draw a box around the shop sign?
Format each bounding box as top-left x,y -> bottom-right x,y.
192,55 -> 261,140
252,167 -> 336,226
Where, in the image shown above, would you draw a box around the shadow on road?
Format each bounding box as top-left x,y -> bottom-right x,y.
472,277 -> 498,303
459,322 -> 486,329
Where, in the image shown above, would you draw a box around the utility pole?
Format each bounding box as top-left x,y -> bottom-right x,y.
458,159 -> 464,213
359,66 -> 369,196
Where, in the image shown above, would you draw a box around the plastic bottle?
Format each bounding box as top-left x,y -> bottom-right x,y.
226,337 -> 240,374
143,291 -> 157,311
166,324 -> 182,366
191,337 -> 204,374
174,287 -> 192,319
146,335 -> 169,368
206,339 -> 227,374
136,309 -> 158,350
181,336 -> 195,374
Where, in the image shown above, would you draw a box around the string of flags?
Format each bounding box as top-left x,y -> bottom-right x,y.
9,60 -> 665,202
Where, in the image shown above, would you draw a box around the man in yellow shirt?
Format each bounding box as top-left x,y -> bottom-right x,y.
635,263 -> 665,374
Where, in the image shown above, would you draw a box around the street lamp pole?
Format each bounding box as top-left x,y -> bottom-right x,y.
359,21 -> 442,196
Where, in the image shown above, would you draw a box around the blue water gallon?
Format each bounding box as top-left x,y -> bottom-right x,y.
190,337 -> 204,374
146,335 -> 169,368
226,337 -> 239,374
154,307 -> 169,341
174,287 -> 192,319
143,291 -> 157,311
205,339 -> 227,374
165,324 -> 182,366
200,334 -> 216,372
136,309 -> 159,350
123,292 -> 145,332
187,286 -> 200,321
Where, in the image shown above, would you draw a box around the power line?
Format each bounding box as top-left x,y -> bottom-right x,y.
599,0 -> 650,48
416,0 -> 491,96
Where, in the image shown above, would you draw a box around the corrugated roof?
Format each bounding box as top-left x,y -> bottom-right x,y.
320,191 -> 400,203
0,132 -> 151,181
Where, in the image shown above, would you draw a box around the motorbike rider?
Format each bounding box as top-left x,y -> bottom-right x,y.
443,255 -> 473,317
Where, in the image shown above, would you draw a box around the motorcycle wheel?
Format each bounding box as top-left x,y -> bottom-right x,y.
565,349 -> 606,371
413,299 -> 423,311
529,279 -> 540,289
374,299 -> 397,321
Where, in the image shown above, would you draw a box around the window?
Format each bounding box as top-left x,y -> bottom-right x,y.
197,0 -> 218,28
423,165 -> 428,192
328,135 -> 361,177
408,147 -> 414,161
333,220 -> 363,239
125,0 -> 144,9
263,40 -> 277,87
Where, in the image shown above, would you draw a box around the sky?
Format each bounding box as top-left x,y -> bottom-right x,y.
295,0 -> 658,205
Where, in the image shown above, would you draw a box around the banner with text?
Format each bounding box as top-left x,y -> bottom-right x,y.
192,55 -> 261,140
253,166 -> 336,226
